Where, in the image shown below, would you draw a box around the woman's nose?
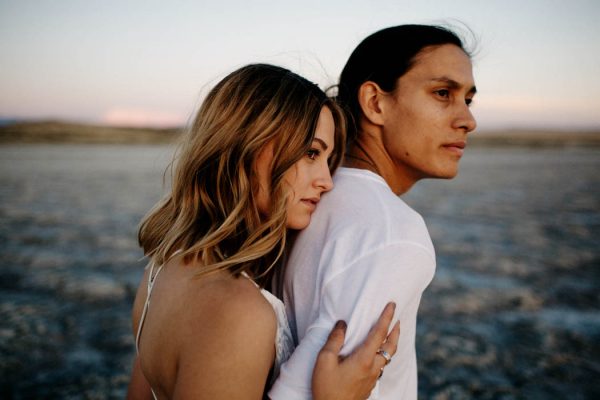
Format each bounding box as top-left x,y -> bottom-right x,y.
315,165 -> 334,192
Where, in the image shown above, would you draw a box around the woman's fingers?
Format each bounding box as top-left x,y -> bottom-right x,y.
347,302 -> 399,383
374,319 -> 400,369
319,320 -> 347,359
359,302 -> 396,355
312,305 -> 400,400
312,320 -> 349,400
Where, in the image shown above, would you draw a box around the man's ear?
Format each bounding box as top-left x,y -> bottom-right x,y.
357,81 -> 386,126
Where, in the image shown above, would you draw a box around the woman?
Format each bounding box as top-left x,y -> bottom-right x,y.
126,64 -> 399,399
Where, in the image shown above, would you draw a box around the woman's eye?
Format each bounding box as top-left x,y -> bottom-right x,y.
307,149 -> 320,160
465,98 -> 474,107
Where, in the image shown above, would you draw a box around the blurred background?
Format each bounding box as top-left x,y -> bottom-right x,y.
0,0 -> 598,398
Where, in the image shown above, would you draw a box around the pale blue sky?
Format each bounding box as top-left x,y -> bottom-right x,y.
1,0 -> 599,130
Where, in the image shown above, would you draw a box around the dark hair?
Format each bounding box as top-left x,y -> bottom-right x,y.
337,24 -> 470,144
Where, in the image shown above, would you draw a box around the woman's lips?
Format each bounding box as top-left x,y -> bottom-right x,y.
300,198 -> 319,211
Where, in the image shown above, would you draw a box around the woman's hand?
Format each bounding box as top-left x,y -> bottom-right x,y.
311,302 -> 400,400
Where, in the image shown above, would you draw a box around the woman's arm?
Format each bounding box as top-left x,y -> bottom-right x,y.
312,302 -> 400,400
126,356 -> 154,400
126,268 -> 152,400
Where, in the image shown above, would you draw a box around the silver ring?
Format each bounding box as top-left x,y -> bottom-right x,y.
376,349 -> 392,365
378,367 -> 384,379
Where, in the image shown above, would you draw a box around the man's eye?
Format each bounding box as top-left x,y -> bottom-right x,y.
435,89 -> 450,98
307,149 -> 320,160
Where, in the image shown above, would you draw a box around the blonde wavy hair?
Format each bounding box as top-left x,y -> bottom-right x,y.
138,64 -> 346,286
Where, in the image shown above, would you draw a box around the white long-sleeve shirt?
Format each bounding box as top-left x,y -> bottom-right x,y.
269,168 -> 436,400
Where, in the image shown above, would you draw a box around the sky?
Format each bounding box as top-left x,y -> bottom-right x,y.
1,0 -> 599,131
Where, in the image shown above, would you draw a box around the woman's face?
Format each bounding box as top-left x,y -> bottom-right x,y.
256,106 -> 336,230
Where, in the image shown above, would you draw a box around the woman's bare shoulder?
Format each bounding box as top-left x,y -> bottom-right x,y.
183,273 -> 277,342
173,274 -> 278,398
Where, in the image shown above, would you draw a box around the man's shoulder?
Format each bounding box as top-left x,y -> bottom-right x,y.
321,168 -> 425,231
299,170 -> 431,265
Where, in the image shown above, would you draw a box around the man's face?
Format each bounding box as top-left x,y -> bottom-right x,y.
379,44 -> 477,183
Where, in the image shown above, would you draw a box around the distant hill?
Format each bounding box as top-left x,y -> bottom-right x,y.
469,129 -> 600,147
0,120 -> 599,147
0,120 -> 181,144
0,118 -> 24,127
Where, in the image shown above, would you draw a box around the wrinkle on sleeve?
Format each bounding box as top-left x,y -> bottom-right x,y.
269,242 -> 435,399
321,241 -> 435,356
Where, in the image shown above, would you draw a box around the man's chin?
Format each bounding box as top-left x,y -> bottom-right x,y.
430,167 -> 459,180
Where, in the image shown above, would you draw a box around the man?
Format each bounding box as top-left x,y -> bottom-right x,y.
270,25 -> 477,399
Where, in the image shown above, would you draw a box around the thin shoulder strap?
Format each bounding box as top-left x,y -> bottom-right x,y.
135,261 -> 164,353
241,271 -> 260,288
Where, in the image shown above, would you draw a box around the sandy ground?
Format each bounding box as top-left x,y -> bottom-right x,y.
0,144 -> 598,399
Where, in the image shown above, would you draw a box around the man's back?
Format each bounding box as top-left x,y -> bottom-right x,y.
270,23 -> 477,400
270,168 -> 436,399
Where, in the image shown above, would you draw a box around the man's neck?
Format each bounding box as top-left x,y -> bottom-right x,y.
343,134 -> 417,195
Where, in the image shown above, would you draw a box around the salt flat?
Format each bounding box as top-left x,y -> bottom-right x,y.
0,144 -> 598,398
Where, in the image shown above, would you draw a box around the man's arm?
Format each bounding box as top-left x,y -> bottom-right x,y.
269,242 -> 434,399
321,243 -> 434,355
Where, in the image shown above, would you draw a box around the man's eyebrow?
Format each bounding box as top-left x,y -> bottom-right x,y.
431,77 -> 477,95
313,137 -> 328,150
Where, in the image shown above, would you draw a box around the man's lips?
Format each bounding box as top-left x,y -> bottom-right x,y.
442,141 -> 467,156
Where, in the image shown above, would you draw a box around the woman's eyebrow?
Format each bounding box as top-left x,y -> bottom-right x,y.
312,138 -> 328,150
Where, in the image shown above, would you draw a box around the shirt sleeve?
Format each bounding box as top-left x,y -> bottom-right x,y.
269,241 -> 435,400
268,323 -> 329,399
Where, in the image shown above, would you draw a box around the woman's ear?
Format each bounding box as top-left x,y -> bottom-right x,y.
357,81 -> 386,126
